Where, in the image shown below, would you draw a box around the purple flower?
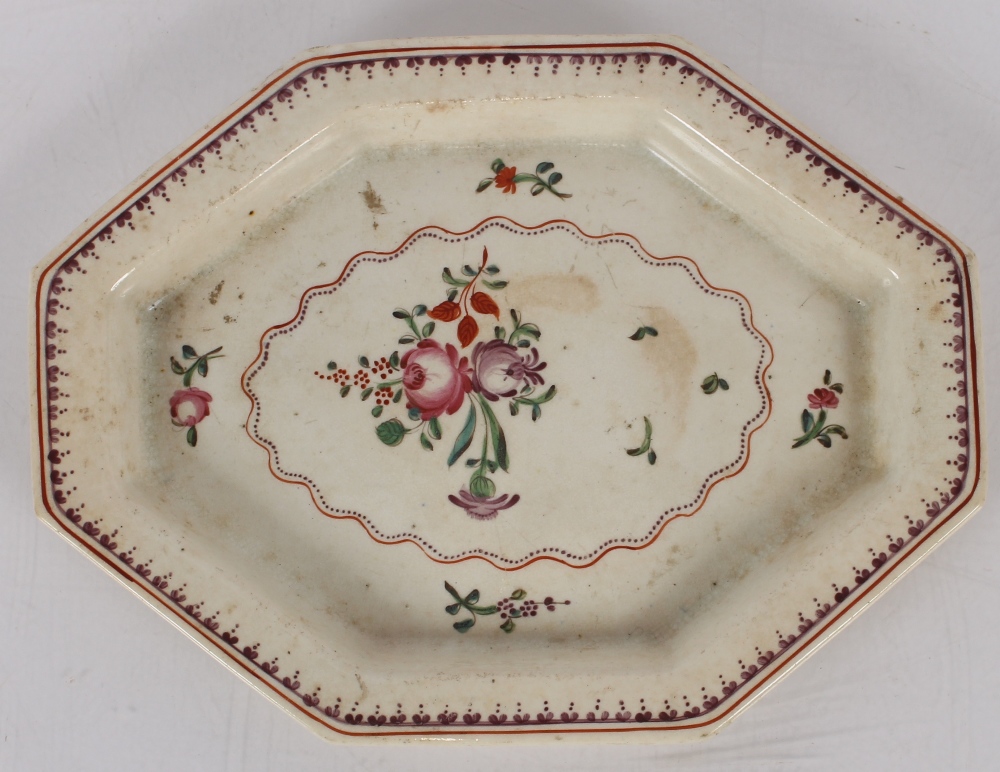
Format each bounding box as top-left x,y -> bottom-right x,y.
448,489 -> 520,520
471,339 -> 546,401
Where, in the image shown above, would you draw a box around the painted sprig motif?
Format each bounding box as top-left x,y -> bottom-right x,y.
444,582 -> 569,634
168,344 -> 223,447
793,370 -> 848,448
318,247 -> 556,520
476,158 -> 572,199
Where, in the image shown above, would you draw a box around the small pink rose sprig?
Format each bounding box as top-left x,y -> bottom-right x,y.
169,344 -> 223,447
792,370 -> 848,449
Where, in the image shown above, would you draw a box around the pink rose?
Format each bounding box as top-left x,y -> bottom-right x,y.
170,387 -> 213,427
471,339 -> 546,401
401,339 -> 473,419
807,388 -> 839,410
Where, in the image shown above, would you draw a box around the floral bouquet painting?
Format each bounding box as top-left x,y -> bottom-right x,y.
317,247 -> 555,520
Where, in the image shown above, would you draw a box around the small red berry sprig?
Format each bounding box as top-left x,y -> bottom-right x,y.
314,353 -> 404,418
444,582 -> 570,633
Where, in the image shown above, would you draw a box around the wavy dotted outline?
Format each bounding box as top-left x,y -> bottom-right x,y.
242,218 -> 772,568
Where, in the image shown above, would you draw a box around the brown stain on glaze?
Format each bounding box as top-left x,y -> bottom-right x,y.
644,306 -> 697,432
503,272 -> 600,314
360,182 -> 387,215
209,280 -> 225,305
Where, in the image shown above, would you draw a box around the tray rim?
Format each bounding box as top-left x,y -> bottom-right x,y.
29,33 -> 986,742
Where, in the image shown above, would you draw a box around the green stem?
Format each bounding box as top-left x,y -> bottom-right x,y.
181,348 -> 224,387
792,409 -> 828,447
477,408 -> 490,477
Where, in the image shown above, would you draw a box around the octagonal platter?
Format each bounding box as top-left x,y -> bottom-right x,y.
30,35 -> 984,742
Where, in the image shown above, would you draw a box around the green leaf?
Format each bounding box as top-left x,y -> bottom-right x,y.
648,450 -> 657,465
398,335 -> 416,345
824,369 -> 832,386
801,409 -> 814,433
170,357 -> 184,375
479,399 -> 508,471
340,385 -> 351,398
375,418 -> 406,446
447,288 -> 459,302
445,603 -> 461,615
389,351 -> 400,369
490,158 -> 505,174
466,458 -> 480,467
428,417 -> 442,440
531,404 -> 541,421
371,405 -> 383,418
510,309 -> 520,327
536,161 -> 554,174
182,344 -> 197,360
719,379 -> 729,390
627,416 -> 653,455
509,402 -> 519,417
536,385 -> 557,404
530,183 -> 545,196
419,434 -> 433,451
422,322 -> 435,338
358,355 -> 369,368
485,264 -> 500,275
453,618 -> 475,633
392,309 -> 410,319
548,172 -> 563,186
817,434 -> 832,448
629,327 -> 646,341
359,387 -> 372,401
408,407 -> 421,421
186,426 -> 197,447
825,425 -> 848,437
393,390 -> 404,403
476,178 -> 493,193
510,589 -> 527,600
462,264 -> 477,277
486,460 -> 499,473
412,304 -> 427,317
500,619 -> 515,633
444,581 -> 463,601
442,268 -> 468,287
830,383 -> 843,394
197,359 -> 208,377
464,589 -> 480,605
483,280 -> 508,290
643,326 -> 659,337
326,361 -> 337,371
494,325 -> 506,339
702,373 -> 719,394
447,403 -> 477,467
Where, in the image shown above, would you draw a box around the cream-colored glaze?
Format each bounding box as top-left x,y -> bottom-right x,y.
30,35 -> 985,743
